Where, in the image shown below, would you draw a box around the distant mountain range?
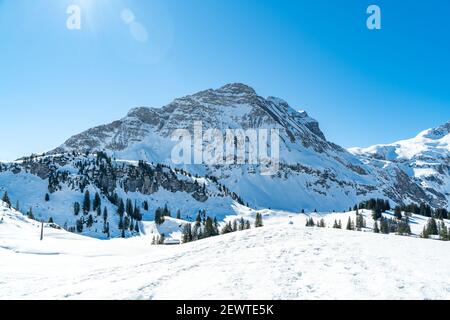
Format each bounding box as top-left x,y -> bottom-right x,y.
0,83 -> 448,238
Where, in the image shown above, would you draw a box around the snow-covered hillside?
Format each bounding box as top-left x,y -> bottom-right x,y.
0,153 -> 241,239
1,202 -> 450,300
350,121 -> 450,209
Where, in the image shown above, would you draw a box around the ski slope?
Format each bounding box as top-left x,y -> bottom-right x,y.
1,203 -> 450,300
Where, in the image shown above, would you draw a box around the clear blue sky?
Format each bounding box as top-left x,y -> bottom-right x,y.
1,0 -> 450,160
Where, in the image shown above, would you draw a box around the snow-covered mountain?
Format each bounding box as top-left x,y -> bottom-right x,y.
50,83 -> 442,211
1,84 -> 448,240
350,121 -> 450,209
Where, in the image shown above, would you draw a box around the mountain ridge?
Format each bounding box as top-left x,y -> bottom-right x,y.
47,83 -> 448,211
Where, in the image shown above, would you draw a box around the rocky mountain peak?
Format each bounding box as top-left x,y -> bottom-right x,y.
421,121 -> 450,140
216,83 -> 257,96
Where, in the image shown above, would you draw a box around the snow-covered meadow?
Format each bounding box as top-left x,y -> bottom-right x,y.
1,202 -> 450,300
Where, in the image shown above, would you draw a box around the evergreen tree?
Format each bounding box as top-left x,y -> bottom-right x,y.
355,214 -> 366,230
319,219 -> 326,228
373,221 -> 380,233
155,208 -> 165,225
421,226 -> 429,239
27,207 -> 34,220
117,199 -> 125,217
86,214 -> 94,228
163,204 -> 171,217
439,221 -> 448,241
74,202 -> 80,216
158,233 -> 165,245
103,207 -> 108,223
176,209 -> 181,220
133,205 -> 142,221
93,192 -> 101,211
2,191 -> 11,207
214,217 -> 219,230
45,193 -> 50,202
394,206 -> 402,220
372,208 -> 382,221
143,200 -> 149,211
380,217 -> 389,234
245,220 -> 251,230
255,213 -> 264,228
306,217 -> 315,227
83,190 -> 91,213
426,218 -> 439,236
333,220 -> 339,229
126,199 -> 133,217
239,217 -> 245,231
48,217 -> 54,223
204,217 -> 218,237
134,221 -> 140,234
96,206 -> 101,217
195,212 -> 202,226
232,219 -> 238,232
397,220 -> 411,236
124,216 -> 131,230
221,222 -> 233,234
118,216 -> 124,230
346,217 -> 353,231
182,224 -> 193,243
76,219 -> 83,233
103,221 -> 110,236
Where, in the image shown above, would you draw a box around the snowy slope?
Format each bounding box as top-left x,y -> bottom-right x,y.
0,153 -> 240,239
350,121 -> 450,209
1,202 -> 450,300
